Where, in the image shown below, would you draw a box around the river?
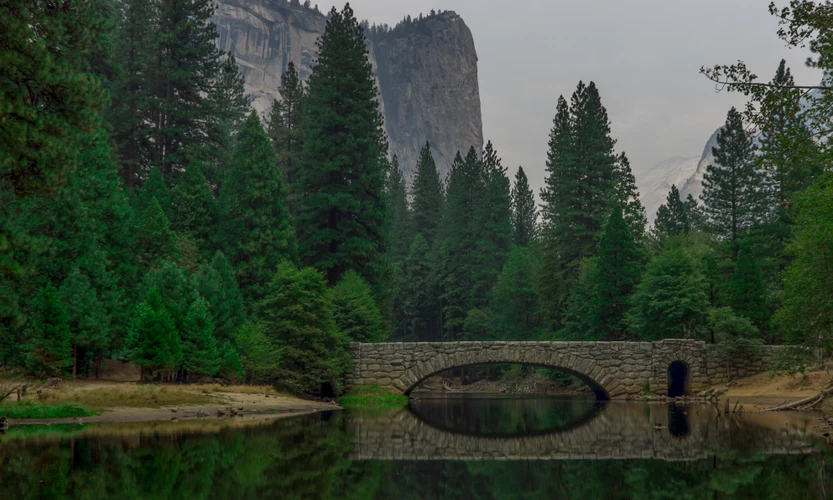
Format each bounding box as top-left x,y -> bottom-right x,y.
1,396 -> 831,498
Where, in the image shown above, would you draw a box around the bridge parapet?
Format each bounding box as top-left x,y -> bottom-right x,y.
346,340 -> 790,398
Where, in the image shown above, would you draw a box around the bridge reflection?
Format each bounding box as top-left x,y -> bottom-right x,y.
348,399 -> 821,461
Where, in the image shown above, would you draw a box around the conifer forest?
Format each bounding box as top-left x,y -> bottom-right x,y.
2,0 -> 833,396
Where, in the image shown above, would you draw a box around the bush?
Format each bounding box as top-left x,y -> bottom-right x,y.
0,402 -> 95,419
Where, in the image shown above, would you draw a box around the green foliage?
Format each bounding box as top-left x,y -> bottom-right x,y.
25,284 -> 73,377
330,271 -> 385,343
611,152 -> 647,241
256,262 -> 350,394
775,174 -> 833,350
559,259 -> 601,340
139,167 -> 171,214
401,235 -> 439,341
127,287 -> 181,377
170,161 -> 217,251
135,198 -> 178,269
0,0 -> 110,196
0,402 -> 95,419
297,5 -> 388,287
462,308 -> 493,341
511,167 -> 538,246
729,240 -> 769,333
627,248 -> 709,340
385,155 -> 412,263
490,246 -> 543,340
181,297 -> 220,379
653,185 -> 690,241
410,142 -> 444,247
266,61 -> 305,217
218,342 -> 243,383
59,267 -> 109,374
595,208 -> 642,340
220,111 -> 297,302
708,307 -> 760,349
339,385 -> 408,408
193,252 -> 245,344
234,321 -> 281,384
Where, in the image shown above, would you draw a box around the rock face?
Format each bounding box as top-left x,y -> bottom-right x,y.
638,156 -> 700,222
213,1 -> 483,178
680,126 -> 722,203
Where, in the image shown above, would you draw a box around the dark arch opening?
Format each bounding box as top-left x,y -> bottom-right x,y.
667,361 -> 690,398
403,362 -> 611,401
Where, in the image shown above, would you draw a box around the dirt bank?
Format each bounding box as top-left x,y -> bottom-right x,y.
3,380 -> 339,426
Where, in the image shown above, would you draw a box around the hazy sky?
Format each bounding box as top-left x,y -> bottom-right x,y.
318,1 -> 821,194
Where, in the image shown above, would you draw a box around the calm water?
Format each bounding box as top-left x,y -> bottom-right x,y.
1,396 -> 831,499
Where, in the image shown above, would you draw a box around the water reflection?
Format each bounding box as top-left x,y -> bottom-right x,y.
0,398 -> 831,499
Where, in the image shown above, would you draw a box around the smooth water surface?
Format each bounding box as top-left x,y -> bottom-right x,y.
1,396 -> 831,499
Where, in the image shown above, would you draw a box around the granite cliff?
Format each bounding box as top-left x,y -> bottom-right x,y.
213,1 -> 483,178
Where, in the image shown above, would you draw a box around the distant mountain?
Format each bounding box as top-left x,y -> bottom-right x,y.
638,156 -> 700,222
679,127 -> 722,204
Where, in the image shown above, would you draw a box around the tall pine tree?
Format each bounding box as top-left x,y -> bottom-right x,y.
267,61 -> 305,218
511,166 -> 538,247
297,5 -> 388,287
410,142 -> 444,247
595,207 -> 642,340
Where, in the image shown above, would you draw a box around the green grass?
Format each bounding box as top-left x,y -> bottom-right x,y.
339,385 -> 408,408
0,401 -> 97,419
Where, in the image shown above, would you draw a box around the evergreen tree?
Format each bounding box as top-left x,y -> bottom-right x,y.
329,270 -> 385,343
181,297 -> 220,380
462,308 -> 493,341
297,5 -> 388,287
559,259 -> 601,340
386,155 -> 412,263
627,249 -> 709,340
255,262 -> 350,394
140,166 -> 171,214
595,208 -> 642,340
511,167 -> 538,246
151,0 -> 223,177
653,185 -> 689,240
611,152 -> 647,240
220,111 -> 297,302
25,284 -> 73,377
234,321 -> 281,384
128,287 -> 181,379
490,246 -> 543,340
410,142 -> 444,247
1,0 -> 110,196
729,240 -> 769,333
170,161 -> 217,251
685,194 -> 706,232
136,198 -> 178,269
206,53 -> 250,189
701,108 -> 762,246
403,235 -> 439,341
266,61 -> 305,217
59,267 -> 109,377
218,342 -> 243,382
109,0 -> 158,186
139,260 -> 194,336
474,142 -> 514,302
194,252 -> 245,344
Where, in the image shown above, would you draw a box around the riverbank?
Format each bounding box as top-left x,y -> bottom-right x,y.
1,380 -> 339,426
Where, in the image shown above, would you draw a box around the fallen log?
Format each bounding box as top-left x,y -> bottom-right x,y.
760,384 -> 833,411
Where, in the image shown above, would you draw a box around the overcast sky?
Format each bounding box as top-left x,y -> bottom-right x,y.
318,0 -> 821,194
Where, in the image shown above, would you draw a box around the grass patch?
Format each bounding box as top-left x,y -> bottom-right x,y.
0,401 -> 96,419
339,385 -> 408,408
39,385 -> 215,408
190,384 -> 288,397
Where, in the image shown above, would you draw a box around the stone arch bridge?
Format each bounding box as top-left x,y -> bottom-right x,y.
346,340 -> 786,399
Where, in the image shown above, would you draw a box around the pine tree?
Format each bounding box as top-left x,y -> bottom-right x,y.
140,166 -> 171,214
611,152 -> 647,240
218,342 -> 243,382
109,0 -> 159,186
128,287 -> 181,379
627,249 -> 709,340
139,260 -> 194,336
220,111 -> 297,302
511,167 -> 538,247
181,297 -> 220,380
59,267 -> 109,377
266,61 -> 305,217
25,284 -> 73,377
170,161 -> 217,251
386,155 -> 412,263
255,262 -> 350,394
685,194 -> 706,232
1,0 -> 110,196
411,142 -> 444,247
490,247 -> 543,340
558,259 -> 601,340
151,0 -> 224,177
653,185 -> 689,240
595,208 -> 642,340
403,235 -> 439,341
194,252 -> 245,344
729,240 -> 769,333
329,270 -> 385,343
234,321 -> 280,384
297,5 -> 388,287
701,107 -> 762,246
136,198 -> 178,269
206,53 -> 250,188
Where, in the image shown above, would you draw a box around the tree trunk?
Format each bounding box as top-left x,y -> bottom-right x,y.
73,343 -> 77,379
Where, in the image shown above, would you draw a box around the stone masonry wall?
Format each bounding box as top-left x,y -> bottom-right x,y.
347,340 -> 788,399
